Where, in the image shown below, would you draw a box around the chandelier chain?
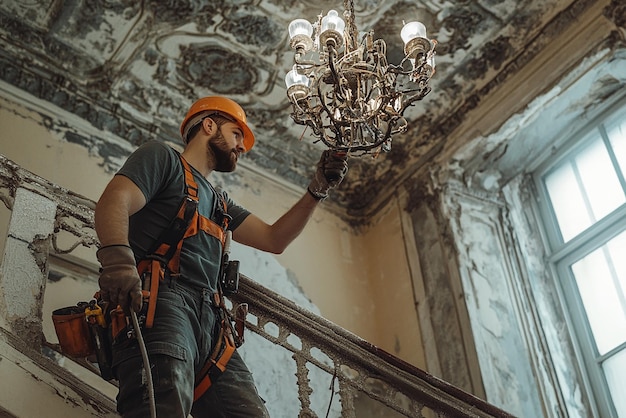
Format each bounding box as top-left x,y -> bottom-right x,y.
343,0 -> 358,50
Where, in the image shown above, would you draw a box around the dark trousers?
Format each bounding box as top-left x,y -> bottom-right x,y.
112,281 -> 269,418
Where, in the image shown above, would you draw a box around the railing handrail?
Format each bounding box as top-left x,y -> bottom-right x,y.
0,153 -> 95,216
232,276 -> 515,418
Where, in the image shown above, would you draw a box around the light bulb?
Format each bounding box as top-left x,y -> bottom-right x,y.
321,10 -> 345,34
367,98 -> 377,112
368,97 -> 382,113
394,97 -> 402,112
285,67 -> 310,88
288,19 -> 313,39
401,21 -> 427,45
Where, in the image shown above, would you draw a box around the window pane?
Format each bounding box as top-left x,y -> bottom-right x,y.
545,163 -> 591,241
606,115 -> 626,178
575,138 -> 625,221
603,348 -> 626,418
571,231 -> 626,355
544,134 -> 626,243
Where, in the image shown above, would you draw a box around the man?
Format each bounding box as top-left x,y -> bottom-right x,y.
94,96 -> 348,417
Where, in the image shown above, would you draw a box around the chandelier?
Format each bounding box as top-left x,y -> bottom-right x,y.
285,0 -> 436,155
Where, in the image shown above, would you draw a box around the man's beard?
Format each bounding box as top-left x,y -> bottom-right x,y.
208,128 -> 238,172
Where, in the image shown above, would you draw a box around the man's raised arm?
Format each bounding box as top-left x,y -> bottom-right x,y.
233,150 -> 348,253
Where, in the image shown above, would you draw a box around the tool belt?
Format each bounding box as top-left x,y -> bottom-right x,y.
52,298 -> 115,381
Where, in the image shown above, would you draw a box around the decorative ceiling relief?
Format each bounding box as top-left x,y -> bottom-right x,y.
603,0 -> 626,35
0,0 -> 613,224
178,44 -> 259,94
220,13 -> 284,52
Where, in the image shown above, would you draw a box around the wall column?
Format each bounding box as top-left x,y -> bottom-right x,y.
0,187 -> 56,348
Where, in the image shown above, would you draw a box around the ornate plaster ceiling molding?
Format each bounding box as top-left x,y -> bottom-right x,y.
0,0 -> 620,225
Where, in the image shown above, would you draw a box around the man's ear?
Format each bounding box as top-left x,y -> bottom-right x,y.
202,117 -> 215,135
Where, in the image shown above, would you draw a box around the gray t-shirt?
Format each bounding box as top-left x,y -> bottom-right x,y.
116,141 -> 250,291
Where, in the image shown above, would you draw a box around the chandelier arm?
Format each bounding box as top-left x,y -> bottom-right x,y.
317,82 -> 345,146
381,119 -> 395,141
351,67 -> 380,78
327,46 -> 346,103
386,63 -> 409,75
293,56 -> 318,69
341,49 -> 362,66
398,90 -> 431,115
309,115 -> 324,137
390,118 -> 409,135
336,141 -> 384,153
316,118 -> 342,149
374,38 -> 386,58
290,93 -> 311,120
321,131 -> 339,149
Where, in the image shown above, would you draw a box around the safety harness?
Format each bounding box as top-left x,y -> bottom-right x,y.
132,152 -> 243,401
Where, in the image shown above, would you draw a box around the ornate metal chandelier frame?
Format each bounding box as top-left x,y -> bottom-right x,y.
286,0 -> 436,155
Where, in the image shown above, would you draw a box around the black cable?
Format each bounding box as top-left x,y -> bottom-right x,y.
131,310 -> 156,418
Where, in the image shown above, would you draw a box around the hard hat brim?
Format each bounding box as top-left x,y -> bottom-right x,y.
239,123 -> 255,152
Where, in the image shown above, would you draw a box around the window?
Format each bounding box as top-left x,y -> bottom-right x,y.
535,103 -> 626,418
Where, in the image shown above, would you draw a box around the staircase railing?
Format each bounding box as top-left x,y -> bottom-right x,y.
232,277 -> 514,418
0,154 -> 515,418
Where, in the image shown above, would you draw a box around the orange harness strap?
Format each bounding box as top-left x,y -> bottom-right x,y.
133,152 -> 236,400
136,154 -> 228,328
142,261 -> 163,328
193,319 -> 237,401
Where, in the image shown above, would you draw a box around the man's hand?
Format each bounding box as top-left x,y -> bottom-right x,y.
96,245 -> 143,314
308,150 -> 349,200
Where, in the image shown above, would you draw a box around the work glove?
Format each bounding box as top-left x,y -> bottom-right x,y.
96,245 -> 143,314
308,150 -> 348,200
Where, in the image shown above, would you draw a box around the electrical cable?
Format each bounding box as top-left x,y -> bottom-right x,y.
130,310 -> 157,418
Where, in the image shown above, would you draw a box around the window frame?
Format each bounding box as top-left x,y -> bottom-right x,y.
533,99 -> 626,418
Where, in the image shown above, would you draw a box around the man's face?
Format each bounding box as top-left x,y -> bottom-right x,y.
208,121 -> 245,172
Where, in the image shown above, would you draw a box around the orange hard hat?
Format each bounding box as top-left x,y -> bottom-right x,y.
180,96 -> 255,152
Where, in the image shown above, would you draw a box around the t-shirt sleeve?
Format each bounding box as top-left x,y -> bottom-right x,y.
222,191 -> 251,231
116,141 -> 178,202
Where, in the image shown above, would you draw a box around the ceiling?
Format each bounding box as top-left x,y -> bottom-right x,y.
0,0 -> 592,222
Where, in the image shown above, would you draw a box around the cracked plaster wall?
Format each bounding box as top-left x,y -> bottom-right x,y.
403,36 -> 626,418
0,188 -> 56,348
442,185 -> 545,418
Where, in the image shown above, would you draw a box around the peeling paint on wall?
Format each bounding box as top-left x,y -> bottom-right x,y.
0,188 -> 57,349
